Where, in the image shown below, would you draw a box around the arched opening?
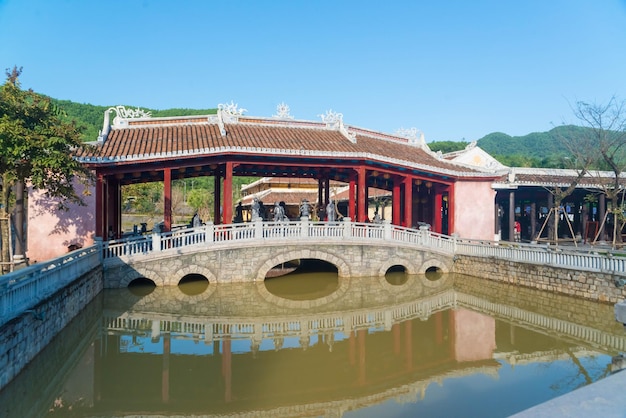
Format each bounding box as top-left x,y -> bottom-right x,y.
425,265 -> 444,281
128,277 -> 156,295
265,259 -> 301,279
179,274 -> 209,296
385,265 -> 408,285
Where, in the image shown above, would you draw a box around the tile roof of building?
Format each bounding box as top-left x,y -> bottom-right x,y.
493,167 -> 626,188
78,111 -> 495,179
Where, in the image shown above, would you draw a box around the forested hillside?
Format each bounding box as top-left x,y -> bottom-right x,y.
50,98 -> 217,142
429,125 -> 596,168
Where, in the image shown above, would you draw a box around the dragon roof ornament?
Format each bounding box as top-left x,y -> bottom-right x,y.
98,105 -> 152,142
216,101 -> 247,137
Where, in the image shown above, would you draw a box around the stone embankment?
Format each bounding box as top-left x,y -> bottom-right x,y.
453,254 -> 626,304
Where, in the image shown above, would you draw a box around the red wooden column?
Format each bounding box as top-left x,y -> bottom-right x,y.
447,183 -> 455,235
403,176 -> 413,228
317,179 -> 324,213
105,178 -> 120,238
163,168 -> 172,232
324,178 -> 330,206
222,162 -> 233,224
357,166 -> 367,222
433,186 -> 443,233
392,179 -> 401,225
213,174 -> 221,224
95,173 -> 105,238
349,176 -> 356,220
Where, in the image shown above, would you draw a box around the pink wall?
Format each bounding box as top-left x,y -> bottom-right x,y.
26,182 -> 96,263
453,180 -> 496,240
452,308 -> 496,362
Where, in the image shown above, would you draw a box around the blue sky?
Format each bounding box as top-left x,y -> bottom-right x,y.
1,1 -> 625,142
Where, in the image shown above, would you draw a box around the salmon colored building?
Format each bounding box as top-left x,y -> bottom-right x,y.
27,104 -> 499,261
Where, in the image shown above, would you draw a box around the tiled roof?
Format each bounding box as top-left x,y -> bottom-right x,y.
494,168 -> 626,188
78,113 -> 494,179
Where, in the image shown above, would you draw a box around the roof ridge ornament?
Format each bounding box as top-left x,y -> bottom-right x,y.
319,109 -> 343,128
273,102 -> 294,119
395,127 -> 426,147
217,101 -> 247,137
98,105 -> 152,142
319,109 -> 356,143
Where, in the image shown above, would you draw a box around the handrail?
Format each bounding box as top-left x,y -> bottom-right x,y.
0,245 -> 101,326
101,219 -> 626,277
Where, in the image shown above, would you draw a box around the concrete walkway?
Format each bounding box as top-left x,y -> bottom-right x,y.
510,369 -> 626,417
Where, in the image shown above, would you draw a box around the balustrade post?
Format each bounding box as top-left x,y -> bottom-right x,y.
152,231 -> 162,252
343,217 -> 351,238
205,222 -> 214,245
94,237 -> 104,261
384,219 -> 392,241
300,216 -> 309,237
419,224 -> 429,246
254,219 -> 263,239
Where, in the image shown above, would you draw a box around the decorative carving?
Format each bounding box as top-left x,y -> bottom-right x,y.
395,127 -> 425,145
98,106 -> 152,141
319,109 -> 343,128
273,102 -> 294,119
218,101 -> 247,116
111,105 -> 152,120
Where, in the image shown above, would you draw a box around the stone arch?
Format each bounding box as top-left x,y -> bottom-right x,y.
119,266 -> 167,288
175,264 -> 217,286
255,249 -> 351,281
417,257 -> 450,275
378,256 -> 419,277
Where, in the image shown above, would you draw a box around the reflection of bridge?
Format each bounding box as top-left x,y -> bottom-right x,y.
104,282 -> 626,355
2,274 -> 623,418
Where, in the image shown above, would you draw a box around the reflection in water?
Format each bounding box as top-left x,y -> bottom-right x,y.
265,272 -> 339,300
385,271 -> 408,286
0,273 -> 623,418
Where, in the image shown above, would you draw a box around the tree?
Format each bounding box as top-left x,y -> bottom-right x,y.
572,97 -> 626,248
0,67 -> 91,272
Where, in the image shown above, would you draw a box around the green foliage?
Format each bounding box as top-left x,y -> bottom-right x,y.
0,68 -> 91,210
428,140 -> 468,154
476,126 -> 596,168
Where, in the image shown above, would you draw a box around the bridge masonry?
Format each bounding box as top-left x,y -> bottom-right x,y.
103,240 -> 453,288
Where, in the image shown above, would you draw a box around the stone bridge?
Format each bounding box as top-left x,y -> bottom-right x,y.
103,236 -> 453,288
99,219 -> 626,294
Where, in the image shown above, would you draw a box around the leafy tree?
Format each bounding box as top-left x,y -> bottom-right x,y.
0,67 -> 91,272
572,97 -> 626,248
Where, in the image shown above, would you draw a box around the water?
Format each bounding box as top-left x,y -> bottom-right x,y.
1,272 -> 623,418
